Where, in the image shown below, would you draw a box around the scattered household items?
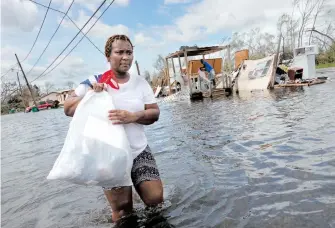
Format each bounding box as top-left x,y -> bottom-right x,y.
165,45 -> 233,99
235,54 -> 276,91
154,86 -> 162,98
231,44 -> 326,92
288,67 -> 303,81
290,45 -> 318,80
273,64 -> 326,87
271,45 -> 326,88
47,91 -> 133,188
160,41 -> 326,99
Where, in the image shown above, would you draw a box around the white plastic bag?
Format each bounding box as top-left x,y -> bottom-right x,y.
47,90 -> 133,188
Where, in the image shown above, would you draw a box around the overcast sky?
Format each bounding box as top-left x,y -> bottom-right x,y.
1,0 -> 334,89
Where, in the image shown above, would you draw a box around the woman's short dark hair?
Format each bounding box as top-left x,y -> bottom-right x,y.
105,34 -> 134,58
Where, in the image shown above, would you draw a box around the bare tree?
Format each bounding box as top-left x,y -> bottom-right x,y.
312,22 -> 335,50
44,82 -> 55,94
1,82 -> 19,103
10,85 -> 40,107
296,0 -> 320,47
308,0 -> 326,44
151,72 -> 159,87
277,13 -> 299,51
276,0 -> 331,51
229,28 -> 277,59
66,81 -> 75,90
143,70 -> 151,85
152,55 -> 168,87
21,87 -> 32,107
153,55 -> 166,74
307,28 -> 335,43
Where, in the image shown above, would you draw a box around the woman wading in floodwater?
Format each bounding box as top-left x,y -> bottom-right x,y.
63,34 -> 164,223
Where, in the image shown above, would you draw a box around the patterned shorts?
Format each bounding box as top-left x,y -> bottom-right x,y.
102,145 -> 160,190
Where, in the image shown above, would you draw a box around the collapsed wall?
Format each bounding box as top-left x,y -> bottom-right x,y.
236,54 -> 275,92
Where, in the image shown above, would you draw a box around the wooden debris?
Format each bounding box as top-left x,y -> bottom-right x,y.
274,79 -> 326,88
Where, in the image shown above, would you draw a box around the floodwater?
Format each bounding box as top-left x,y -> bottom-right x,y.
2,68 -> 335,228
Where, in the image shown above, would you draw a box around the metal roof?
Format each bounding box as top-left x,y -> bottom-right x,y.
166,45 -> 230,59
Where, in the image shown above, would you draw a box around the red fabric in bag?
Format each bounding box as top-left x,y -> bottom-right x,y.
98,70 -> 119,90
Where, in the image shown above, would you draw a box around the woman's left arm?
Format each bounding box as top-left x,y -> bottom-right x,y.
134,103 -> 160,125
108,79 -> 160,125
108,103 -> 160,125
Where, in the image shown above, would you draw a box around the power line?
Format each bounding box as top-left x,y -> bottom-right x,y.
27,0 -> 104,56
1,0 -> 52,79
23,0 -> 53,62
1,65 -> 17,79
1,0 -> 104,80
28,0 -> 64,14
32,0 -> 116,82
30,0 -> 109,83
26,0 -> 75,75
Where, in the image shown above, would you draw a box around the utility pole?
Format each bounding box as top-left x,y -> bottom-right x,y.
135,60 -> 141,75
15,54 -> 38,107
16,72 -> 23,96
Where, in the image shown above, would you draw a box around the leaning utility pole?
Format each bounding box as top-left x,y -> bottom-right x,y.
15,54 -> 38,107
135,60 -> 141,75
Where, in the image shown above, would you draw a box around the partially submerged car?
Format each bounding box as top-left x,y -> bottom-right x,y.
25,100 -> 54,113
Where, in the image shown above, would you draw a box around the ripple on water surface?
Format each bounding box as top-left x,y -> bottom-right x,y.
1,68 -> 335,228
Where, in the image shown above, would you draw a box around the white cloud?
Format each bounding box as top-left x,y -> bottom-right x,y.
1,46 -> 25,67
134,33 -> 154,45
154,0 -> 294,43
28,55 -> 104,87
133,33 -> 167,53
1,46 -> 28,82
61,10 -> 129,39
0,0 -> 39,32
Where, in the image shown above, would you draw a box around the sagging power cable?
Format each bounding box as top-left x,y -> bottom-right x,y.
30,0 -> 108,83
31,0 -> 116,83
27,0 -> 104,56
23,0 -> 53,62
26,0 -> 75,75
1,0 -> 52,79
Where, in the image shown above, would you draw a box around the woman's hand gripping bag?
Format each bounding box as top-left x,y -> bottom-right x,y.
47,90 -> 133,188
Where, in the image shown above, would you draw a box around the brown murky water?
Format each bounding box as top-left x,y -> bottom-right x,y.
2,68 -> 335,228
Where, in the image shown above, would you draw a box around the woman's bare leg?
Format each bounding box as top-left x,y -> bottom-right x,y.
135,180 -> 163,207
103,186 -> 133,222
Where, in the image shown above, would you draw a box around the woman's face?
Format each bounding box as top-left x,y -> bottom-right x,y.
108,39 -> 133,74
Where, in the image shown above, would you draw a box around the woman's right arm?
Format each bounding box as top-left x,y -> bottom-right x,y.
64,83 -> 105,117
64,92 -> 83,117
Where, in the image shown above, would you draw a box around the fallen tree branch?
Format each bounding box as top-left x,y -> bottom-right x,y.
312,35 -> 334,50
306,28 -> 335,43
